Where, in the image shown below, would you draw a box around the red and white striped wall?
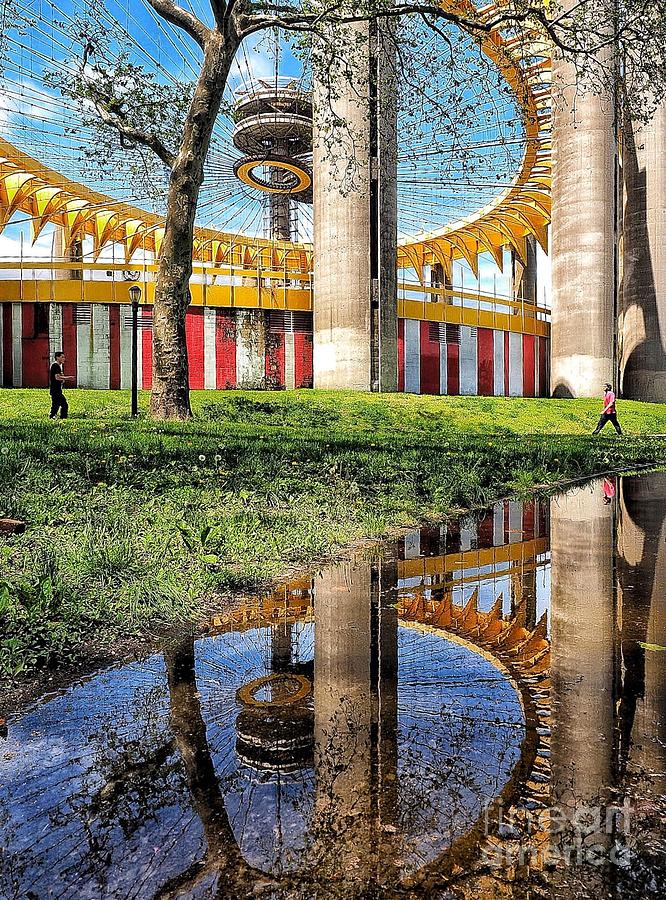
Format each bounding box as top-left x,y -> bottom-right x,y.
1,302 -> 548,397
0,303 -> 314,391
397,321 -> 550,397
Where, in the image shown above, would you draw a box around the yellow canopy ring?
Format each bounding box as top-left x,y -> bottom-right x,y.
234,157 -> 312,195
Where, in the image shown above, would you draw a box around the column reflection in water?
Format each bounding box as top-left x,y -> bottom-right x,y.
550,481 -> 615,845
312,556 -> 400,888
617,473 -> 666,792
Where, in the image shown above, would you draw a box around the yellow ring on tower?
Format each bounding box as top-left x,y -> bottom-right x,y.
236,673 -> 312,708
235,158 -> 312,195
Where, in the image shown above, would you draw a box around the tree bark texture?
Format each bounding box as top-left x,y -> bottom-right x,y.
150,31 -> 236,420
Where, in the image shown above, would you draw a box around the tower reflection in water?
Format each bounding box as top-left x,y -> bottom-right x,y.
1,476 -> 665,898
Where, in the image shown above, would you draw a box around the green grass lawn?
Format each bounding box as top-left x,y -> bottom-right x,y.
1,388 -> 666,684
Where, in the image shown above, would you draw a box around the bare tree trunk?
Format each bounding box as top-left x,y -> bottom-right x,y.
150,32 -> 235,420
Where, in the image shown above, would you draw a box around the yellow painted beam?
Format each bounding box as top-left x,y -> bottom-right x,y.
399,538 -> 550,580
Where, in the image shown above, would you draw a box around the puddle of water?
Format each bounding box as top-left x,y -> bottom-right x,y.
0,473 -> 665,898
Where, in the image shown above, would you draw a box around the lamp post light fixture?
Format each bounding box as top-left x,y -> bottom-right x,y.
128,285 -> 142,417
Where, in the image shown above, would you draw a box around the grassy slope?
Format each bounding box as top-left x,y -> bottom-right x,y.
1,388 -> 666,681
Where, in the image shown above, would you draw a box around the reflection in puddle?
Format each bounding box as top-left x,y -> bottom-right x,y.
0,474 -> 665,898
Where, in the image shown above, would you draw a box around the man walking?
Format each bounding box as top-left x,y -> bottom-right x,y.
593,383 -> 622,435
49,351 -> 74,419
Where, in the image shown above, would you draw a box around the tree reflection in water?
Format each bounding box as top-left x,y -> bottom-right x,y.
2,480 -> 664,898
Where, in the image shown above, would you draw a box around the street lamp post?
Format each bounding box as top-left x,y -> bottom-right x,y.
128,285 -> 142,417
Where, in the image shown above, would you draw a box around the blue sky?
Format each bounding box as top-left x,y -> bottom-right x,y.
0,1 -> 549,302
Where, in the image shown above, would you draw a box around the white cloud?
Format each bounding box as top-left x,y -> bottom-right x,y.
0,227 -> 57,278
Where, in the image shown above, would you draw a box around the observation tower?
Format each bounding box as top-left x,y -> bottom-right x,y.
232,78 -> 313,242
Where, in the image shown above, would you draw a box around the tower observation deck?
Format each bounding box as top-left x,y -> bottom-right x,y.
232,78 -> 313,242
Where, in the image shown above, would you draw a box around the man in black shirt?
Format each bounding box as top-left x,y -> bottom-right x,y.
49,351 -> 74,419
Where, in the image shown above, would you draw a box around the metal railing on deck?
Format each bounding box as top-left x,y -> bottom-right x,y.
398,279 -> 551,337
0,260 -> 550,336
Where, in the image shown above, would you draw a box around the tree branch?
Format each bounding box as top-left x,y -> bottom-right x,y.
209,0 -> 227,30
93,100 -> 177,168
239,3 -> 505,40
145,0 -> 210,49
237,1 -> 614,61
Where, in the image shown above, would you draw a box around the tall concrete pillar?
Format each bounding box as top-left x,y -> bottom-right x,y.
313,556 -> 400,885
312,21 -> 397,391
550,48 -> 618,397
621,104 -> 666,401
512,235 -> 537,305
313,559 -> 374,881
550,483 -> 616,837
53,225 -> 83,281
617,473 -> 666,793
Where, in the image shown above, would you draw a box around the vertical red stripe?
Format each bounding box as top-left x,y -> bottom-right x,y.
503,501 -> 510,544
109,305 -> 121,390
294,333 -> 313,388
215,310 -> 236,389
265,332 -> 285,388
447,343 -> 459,395
478,511 -> 495,549
504,331 -> 510,396
62,304 -> 77,387
2,304 -> 13,386
539,499 -> 549,539
142,307 -> 152,390
398,319 -> 405,392
522,334 -> 535,397
186,309 -> 205,390
21,305 -> 49,387
522,500 -> 535,540
21,305 -> 34,386
477,328 -> 494,396
419,321 -> 440,395
539,336 -> 548,397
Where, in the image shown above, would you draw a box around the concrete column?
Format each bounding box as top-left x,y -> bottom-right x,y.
512,236 -> 537,304
621,103 -> 666,401
313,21 -> 397,391
313,555 -> 400,884
313,559 -> 373,880
53,225 -> 83,281
550,482 -> 616,843
550,47 -> 617,397
617,473 -> 666,793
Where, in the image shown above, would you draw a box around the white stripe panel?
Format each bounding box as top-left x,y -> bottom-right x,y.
459,325 -> 478,396
119,305 -> 141,390
49,304 -> 63,363
0,306 -> 3,382
12,303 -> 22,387
76,314 -> 92,388
236,310 -> 265,388
403,319 -> 420,393
508,332 -> 523,397
508,501 -> 522,543
404,530 -> 421,559
284,332 -> 296,390
203,307 -> 217,391
91,305 -> 110,389
77,307 -> 110,389
439,339 -> 447,394
460,524 -> 474,552
493,330 -> 505,396
493,503 -> 504,545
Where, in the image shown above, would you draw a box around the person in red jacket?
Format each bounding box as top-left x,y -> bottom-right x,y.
593,383 -> 623,435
